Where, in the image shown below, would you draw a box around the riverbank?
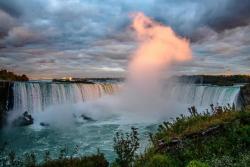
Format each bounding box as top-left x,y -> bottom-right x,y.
175,75 -> 250,86
134,106 -> 250,167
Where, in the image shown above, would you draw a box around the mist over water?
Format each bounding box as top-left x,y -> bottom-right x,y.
92,13 -> 190,123
2,13 -> 242,161
64,13 -> 193,123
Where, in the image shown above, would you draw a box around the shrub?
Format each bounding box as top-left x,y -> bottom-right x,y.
206,155 -> 235,167
239,152 -> 250,167
113,127 -> 139,167
24,152 -> 36,167
40,152 -> 109,167
145,154 -> 177,167
186,160 -> 209,167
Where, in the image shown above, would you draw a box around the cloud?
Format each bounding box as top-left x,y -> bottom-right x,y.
1,26 -> 43,46
189,24 -> 250,74
0,0 -> 250,78
1,0 -> 249,46
0,0 -> 22,17
0,9 -> 17,45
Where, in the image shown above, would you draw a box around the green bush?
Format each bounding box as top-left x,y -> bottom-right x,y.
186,160 -> 209,167
145,154 -> 177,167
205,153 -> 250,167
40,153 -> 109,167
24,152 -> 36,167
113,127 -> 139,167
239,152 -> 250,167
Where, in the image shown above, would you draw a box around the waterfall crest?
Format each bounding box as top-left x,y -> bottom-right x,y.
165,84 -> 241,107
11,82 -> 241,114
12,82 -> 120,113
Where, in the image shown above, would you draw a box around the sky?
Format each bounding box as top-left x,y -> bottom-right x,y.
0,0 -> 250,79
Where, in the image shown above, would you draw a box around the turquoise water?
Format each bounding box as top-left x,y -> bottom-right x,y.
0,120 -> 157,162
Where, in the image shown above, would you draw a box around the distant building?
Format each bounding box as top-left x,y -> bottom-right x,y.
62,77 -> 72,81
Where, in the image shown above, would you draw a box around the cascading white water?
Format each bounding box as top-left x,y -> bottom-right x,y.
12,82 -> 241,115
165,84 -> 241,107
12,82 -> 120,113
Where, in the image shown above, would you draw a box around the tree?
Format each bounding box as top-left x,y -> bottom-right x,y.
113,127 -> 140,167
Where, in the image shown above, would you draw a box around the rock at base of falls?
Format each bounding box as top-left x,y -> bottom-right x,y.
0,81 -> 13,128
73,113 -> 95,124
80,114 -> 95,122
12,111 -> 34,127
40,122 -> 50,127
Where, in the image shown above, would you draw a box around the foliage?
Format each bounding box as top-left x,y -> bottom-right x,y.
135,105 -> 250,167
177,75 -> 250,86
0,69 -> 29,81
145,154 -> 177,167
24,152 -> 36,167
40,152 -> 108,167
113,127 -> 140,167
204,152 -> 250,167
186,160 -> 209,167
155,104 -> 238,140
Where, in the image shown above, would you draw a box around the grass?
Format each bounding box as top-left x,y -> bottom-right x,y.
155,105 -> 241,139
135,105 -> 250,167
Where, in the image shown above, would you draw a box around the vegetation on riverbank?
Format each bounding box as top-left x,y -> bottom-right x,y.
1,105 -> 250,167
176,75 -> 250,86
0,69 -> 28,81
134,105 -> 250,167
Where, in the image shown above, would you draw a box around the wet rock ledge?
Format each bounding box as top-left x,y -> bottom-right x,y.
240,84 -> 250,108
0,81 -> 13,127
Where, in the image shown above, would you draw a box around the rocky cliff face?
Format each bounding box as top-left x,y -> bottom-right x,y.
240,84 -> 250,108
0,81 -> 13,127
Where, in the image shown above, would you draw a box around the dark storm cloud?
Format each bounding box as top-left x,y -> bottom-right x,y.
0,0 -> 250,78
206,0 -> 250,31
0,10 -> 16,39
0,0 -> 22,17
1,0 -> 249,46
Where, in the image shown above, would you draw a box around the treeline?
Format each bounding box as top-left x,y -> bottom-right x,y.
176,75 -> 250,86
0,69 -> 29,81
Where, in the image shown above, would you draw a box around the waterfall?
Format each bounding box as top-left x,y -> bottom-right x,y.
11,82 -> 241,114
12,82 -> 120,113
166,84 -> 241,107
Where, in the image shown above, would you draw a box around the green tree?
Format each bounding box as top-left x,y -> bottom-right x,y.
113,127 -> 140,167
